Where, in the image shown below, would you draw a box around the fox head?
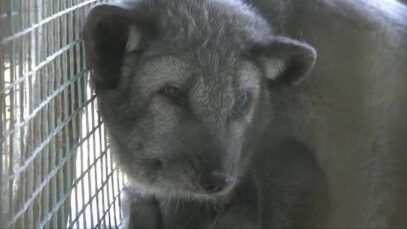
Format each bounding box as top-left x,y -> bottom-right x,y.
83,0 -> 316,199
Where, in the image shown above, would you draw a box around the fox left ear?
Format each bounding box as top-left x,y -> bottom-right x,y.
83,3 -> 155,90
251,37 -> 317,86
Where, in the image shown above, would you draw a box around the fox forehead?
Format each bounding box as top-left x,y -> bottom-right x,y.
134,55 -> 261,97
146,0 -> 272,53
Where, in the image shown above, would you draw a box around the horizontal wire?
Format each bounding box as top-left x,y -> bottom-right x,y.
39,158 -> 121,229
2,68 -> 89,139
6,121 -> 105,226
94,189 -> 124,228
0,39 -> 83,95
71,142 -> 107,188
66,166 -> 121,226
2,95 -> 96,184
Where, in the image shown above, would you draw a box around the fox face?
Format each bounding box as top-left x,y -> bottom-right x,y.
83,0 -> 315,199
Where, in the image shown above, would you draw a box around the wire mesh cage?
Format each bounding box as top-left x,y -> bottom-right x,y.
0,0 -> 127,228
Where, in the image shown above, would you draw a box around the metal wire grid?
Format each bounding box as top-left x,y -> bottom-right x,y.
0,0 -> 126,228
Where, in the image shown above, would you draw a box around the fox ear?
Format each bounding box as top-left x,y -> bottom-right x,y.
252,37 -> 317,86
83,3 -> 154,89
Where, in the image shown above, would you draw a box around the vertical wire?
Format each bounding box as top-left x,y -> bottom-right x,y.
47,11 -> 56,228
58,0 -> 67,226
20,0 -> 33,226
101,113 -> 112,227
8,0 -> 17,224
18,0 -> 27,224
30,0 -> 41,225
0,0 -> 8,222
60,5 -> 70,228
29,0 -> 39,225
0,16 -> 4,226
86,93 -> 96,228
64,1 -> 73,224
91,87 -> 102,228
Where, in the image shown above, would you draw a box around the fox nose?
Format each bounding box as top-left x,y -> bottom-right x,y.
200,172 -> 229,193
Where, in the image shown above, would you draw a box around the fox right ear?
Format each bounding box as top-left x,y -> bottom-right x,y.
83,3 -> 154,89
251,37 -> 316,87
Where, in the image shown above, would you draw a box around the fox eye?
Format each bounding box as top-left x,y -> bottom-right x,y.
160,85 -> 187,106
232,92 -> 251,116
161,86 -> 183,98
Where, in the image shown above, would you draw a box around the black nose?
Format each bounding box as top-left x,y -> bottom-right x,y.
200,172 -> 229,193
